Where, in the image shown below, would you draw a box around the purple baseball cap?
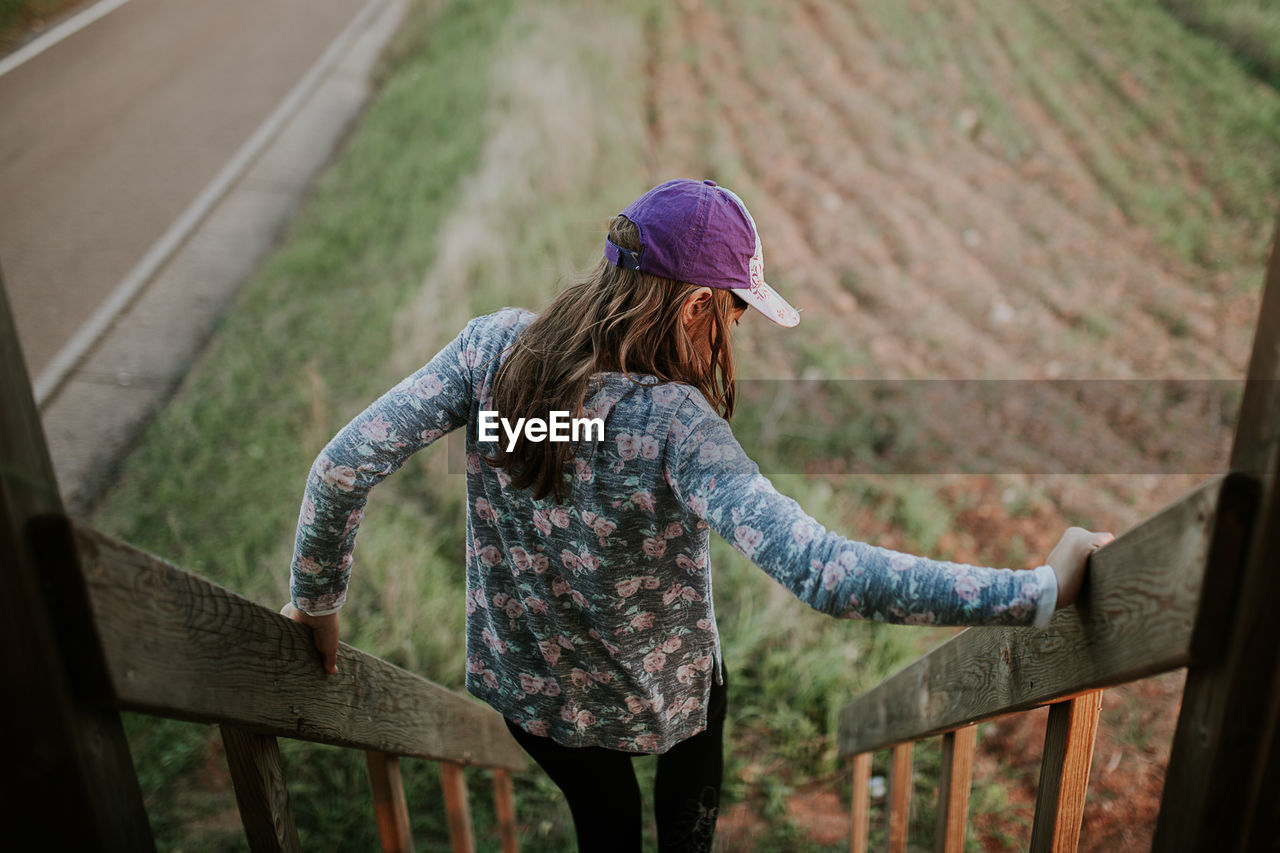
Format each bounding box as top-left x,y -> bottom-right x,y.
605,179 -> 800,327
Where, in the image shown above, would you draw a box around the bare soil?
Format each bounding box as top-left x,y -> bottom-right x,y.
970,671 -> 1185,850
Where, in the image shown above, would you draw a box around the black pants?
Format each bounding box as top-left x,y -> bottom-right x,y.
504,672 -> 727,853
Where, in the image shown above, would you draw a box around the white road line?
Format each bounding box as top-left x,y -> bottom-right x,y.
0,0 -> 138,78
33,0 -> 388,406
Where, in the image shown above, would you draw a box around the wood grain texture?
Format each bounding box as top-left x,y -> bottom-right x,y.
1030,692 -> 1103,853
441,762 -> 476,853
493,769 -> 519,853
935,726 -> 976,853
72,522 -> 526,770
850,752 -> 872,853
366,752 -> 413,853
222,727 -> 301,853
0,273 -> 155,849
888,742 -> 913,853
839,476 -> 1230,757
1157,215 -> 1280,850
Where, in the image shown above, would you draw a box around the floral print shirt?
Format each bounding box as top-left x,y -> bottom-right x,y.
290,309 -> 1057,754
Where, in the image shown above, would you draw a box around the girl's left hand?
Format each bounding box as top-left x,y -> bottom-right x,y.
1046,527 -> 1115,608
280,602 -> 341,674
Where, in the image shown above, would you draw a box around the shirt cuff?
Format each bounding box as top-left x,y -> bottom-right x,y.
1030,564 -> 1058,629
292,593 -> 345,617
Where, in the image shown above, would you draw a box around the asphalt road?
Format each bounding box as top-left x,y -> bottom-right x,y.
0,0 -> 368,377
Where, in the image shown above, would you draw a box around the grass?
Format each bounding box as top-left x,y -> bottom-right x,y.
85,0 -> 1280,848
1158,0 -> 1280,88
853,0 -> 1280,279
0,0 -> 80,52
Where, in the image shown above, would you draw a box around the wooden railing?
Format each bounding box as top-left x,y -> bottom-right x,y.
1,273 -> 524,852
77,520 -> 525,852
7,226 -> 1280,850
837,216 -> 1280,852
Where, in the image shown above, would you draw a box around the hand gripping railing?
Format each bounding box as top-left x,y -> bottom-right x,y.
0,271 -> 523,852
837,215 -> 1280,852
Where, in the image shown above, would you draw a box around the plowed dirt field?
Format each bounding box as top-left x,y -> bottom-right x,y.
643,0 -> 1271,848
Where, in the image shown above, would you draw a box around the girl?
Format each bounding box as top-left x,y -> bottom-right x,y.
284,178 -> 1112,852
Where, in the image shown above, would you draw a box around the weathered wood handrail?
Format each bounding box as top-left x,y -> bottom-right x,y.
1,246 -> 527,849
25,511 -> 526,851
838,472 -> 1257,852
837,471 -> 1257,757
838,470 -> 1260,852
839,213 -> 1280,851
63,517 -> 525,770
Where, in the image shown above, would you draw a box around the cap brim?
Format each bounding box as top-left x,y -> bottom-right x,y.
738,280 -> 800,327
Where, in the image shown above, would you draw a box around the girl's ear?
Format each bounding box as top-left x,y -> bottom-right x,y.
681,287 -> 714,327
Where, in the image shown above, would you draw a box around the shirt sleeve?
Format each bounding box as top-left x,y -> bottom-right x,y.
666,402 -> 1058,628
289,319 -> 478,615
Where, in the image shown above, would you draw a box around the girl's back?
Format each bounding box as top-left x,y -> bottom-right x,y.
293,306 -> 1059,755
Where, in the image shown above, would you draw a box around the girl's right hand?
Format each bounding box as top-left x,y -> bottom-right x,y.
1046,527 -> 1115,608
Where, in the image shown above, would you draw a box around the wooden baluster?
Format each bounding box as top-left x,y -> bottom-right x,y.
441,761 -> 476,853
366,752 -> 413,853
849,752 -> 872,853
888,742 -> 913,853
935,726 -> 976,853
1030,691 -> 1104,852
221,726 -> 302,853
493,768 -> 519,853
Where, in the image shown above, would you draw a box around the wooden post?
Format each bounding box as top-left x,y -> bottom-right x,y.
935,726 -> 976,853
1156,212 -> 1280,850
441,762 -> 476,853
0,270 -> 155,848
1030,691 -> 1103,853
366,752 -> 414,853
849,752 -> 872,853
222,726 -> 301,852
493,768 -> 519,853
888,742 -> 913,853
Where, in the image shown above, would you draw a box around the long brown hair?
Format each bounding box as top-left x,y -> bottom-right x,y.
487,215 -> 742,503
